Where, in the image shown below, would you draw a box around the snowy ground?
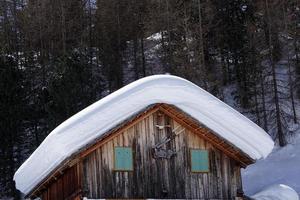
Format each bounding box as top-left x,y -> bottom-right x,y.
242,133 -> 300,197
252,184 -> 299,200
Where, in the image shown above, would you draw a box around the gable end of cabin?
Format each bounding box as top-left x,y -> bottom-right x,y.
29,103 -> 253,200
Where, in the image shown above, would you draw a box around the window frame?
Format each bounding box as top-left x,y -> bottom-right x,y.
190,148 -> 210,173
113,146 -> 134,172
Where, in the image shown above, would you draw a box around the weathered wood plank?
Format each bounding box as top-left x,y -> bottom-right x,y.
82,111 -> 243,199
39,164 -> 81,200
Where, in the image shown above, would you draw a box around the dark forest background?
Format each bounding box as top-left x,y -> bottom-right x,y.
1,0 -> 300,198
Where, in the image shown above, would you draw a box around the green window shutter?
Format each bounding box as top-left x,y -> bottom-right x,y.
114,147 -> 133,171
190,149 -> 209,172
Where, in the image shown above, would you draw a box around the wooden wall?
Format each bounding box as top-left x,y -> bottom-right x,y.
82,111 -> 243,199
38,164 -> 81,200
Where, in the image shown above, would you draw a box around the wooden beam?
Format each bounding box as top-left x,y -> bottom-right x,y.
158,104 -> 254,167
80,104 -> 161,158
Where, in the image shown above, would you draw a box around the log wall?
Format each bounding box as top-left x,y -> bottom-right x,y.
38,164 -> 81,200
82,111 -> 243,199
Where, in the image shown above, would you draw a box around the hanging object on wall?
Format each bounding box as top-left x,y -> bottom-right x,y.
155,124 -> 171,130
152,125 -> 185,159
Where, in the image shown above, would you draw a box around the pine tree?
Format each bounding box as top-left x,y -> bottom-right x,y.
0,55 -> 25,198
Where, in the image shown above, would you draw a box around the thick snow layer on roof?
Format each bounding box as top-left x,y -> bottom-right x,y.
252,184 -> 299,200
14,75 -> 274,195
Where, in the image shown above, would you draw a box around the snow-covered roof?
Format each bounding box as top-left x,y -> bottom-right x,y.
14,75 -> 274,195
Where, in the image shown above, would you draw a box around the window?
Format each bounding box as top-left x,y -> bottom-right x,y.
190,149 -> 209,172
114,147 -> 133,171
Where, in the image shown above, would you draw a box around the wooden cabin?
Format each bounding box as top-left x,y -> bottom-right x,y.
14,76 -> 273,200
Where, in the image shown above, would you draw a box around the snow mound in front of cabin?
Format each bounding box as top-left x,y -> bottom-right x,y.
13,75 -> 274,195
252,184 -> 299,200
243,133 -> 300,196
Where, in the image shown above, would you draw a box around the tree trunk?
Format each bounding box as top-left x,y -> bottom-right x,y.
198,0 -> 208,89
260,71 -> 268,131
282,0 -> 297,123
140,36 -> 146,77
133,36 -> 139,79
265,0 -> 285,146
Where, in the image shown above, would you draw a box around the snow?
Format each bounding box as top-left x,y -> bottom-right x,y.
252,184 -> 299,200
241,5 -> 247,12
243,134 -> 300,196
146,32 -> 162,41
14,75 -> 274,195
241,41 -> 300,199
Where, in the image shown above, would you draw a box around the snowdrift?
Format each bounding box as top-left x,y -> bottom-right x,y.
14,75 -> 274,195
252,184 -> 299,200
243,134 -> 300,196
